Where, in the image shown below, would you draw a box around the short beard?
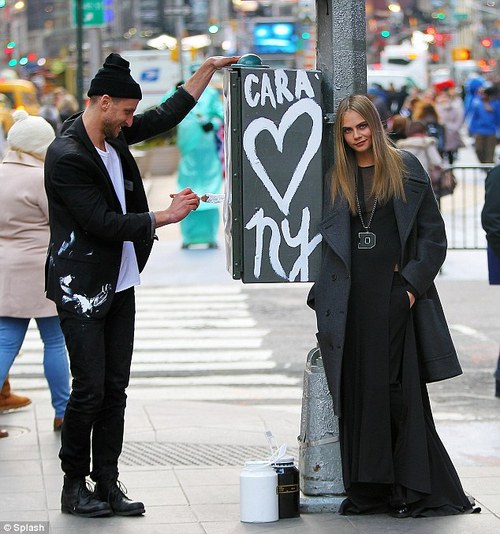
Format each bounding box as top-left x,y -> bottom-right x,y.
103,119 -> 120,140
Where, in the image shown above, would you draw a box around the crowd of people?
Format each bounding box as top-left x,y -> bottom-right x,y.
369,74 -> 500,199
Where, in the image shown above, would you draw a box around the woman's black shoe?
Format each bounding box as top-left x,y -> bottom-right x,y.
389,503 -> 411,518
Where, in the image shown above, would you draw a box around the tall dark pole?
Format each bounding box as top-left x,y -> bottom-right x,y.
76,0 -> 84,109
316,0 -> 367,190
309,0 -> 367,497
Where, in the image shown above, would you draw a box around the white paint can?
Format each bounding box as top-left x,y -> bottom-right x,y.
240,460 -> 279,523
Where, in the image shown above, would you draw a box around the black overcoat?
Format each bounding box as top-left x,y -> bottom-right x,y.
308,151 -> 455,417
44,88 -> 195,318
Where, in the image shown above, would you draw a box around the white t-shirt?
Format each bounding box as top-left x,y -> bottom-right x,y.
96,142 -> 140,292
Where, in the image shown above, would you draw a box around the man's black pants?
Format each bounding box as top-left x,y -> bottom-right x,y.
57,287 -> 135,481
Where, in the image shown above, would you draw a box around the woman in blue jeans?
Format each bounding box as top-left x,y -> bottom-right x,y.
0,111 -> 70,431
0,317 -> 69,426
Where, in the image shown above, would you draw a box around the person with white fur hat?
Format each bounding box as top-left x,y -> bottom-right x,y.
0,110 -> 70,437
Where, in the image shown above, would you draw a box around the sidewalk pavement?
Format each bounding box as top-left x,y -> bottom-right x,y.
2,160 -> 500,533
1,388 -> 499,534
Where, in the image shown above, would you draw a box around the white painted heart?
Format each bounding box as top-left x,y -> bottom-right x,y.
243,98 -> 323,216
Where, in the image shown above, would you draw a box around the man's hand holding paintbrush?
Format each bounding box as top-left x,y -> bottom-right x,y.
152,187 -> 200,228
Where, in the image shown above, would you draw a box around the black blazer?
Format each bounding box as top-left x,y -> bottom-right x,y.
44,88 -> 195,317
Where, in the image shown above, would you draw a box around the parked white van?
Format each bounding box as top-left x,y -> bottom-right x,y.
367,69 -> 420,92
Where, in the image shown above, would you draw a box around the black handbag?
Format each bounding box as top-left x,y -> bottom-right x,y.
413,296 -> 463,383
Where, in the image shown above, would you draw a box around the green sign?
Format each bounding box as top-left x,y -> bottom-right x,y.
72,0 -> 105,27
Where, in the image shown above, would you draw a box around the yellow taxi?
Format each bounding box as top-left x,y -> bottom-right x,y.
0,79 -> 40,112
0,93 -> 14,134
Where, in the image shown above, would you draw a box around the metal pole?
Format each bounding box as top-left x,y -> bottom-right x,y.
175,0 -> 185,81
316,0 -> 367,185
88,27 -> 103,85
76,0 -> 84,109
298,1 -> 367,511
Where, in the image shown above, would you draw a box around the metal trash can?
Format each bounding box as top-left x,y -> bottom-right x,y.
298,347 -> 344,495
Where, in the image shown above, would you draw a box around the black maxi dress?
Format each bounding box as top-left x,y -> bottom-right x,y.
339,167 -> 474,517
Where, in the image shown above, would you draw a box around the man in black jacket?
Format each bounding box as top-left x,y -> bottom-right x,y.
44,52 -> 238,518
481,163 -> 500,399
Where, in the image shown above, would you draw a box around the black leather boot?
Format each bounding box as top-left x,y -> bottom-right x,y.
95,478 -> 145,516
61,476 -> 112,517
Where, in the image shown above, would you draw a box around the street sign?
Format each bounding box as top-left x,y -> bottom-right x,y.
71,0 -> 105,27
164,6 -> 192,16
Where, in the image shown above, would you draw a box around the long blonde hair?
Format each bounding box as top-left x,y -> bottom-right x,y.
331,94 -> 406,214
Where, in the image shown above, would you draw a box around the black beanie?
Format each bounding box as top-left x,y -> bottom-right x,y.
87,53 -> 142,100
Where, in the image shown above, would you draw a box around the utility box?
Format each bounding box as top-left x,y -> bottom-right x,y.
223,63 -> 323,283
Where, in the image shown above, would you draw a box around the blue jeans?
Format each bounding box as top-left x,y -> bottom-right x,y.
0,316 -> 70,418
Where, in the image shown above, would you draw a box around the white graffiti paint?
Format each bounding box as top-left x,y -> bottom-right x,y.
243,69 -> 316,109
58,231 -> 76,255
282,208 -> 322,282
245,209 -> 287,281
241,86 -> 323,281
60,274 -> 111,316
243,98 -> 322,216
245,207 -> 322,282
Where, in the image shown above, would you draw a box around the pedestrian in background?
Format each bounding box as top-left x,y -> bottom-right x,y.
434,81 -> 465,165
308,94 -> 476,518
39,92 -> 63,134
44,52 -> 238,518
0,374 -> 32,439
162,65 -> 225,249
0,110 -> 70,435
53,87 -> 79,123
387,114 -> 408,144
481,163 -> 500,398
412,99 -> 446,155
467,85 -> 500,164
0,375 -> 32,415
367,84 -> 390,127
396,120 -> 445,199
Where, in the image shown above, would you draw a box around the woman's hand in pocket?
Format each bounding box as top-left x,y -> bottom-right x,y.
407,291 -> 416,308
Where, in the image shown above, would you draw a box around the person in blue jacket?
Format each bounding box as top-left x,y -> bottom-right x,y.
162,66 -> 224,249
467,85 -> 500,163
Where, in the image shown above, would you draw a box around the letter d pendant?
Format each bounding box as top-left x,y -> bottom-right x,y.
358,231 -> 376,249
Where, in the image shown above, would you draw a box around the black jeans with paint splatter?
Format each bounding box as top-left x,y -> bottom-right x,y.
57,287 -> 135,481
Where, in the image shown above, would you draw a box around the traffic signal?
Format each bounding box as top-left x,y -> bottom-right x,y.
4,41 -> 16,57
452,47 -> 471,61
208,18 -> 220,34
481,38 -> 493,48
0,0 -> 6,8
432,12 -> 446,21
380,30 -> 391,38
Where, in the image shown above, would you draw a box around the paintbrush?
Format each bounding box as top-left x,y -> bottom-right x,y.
170,193 -> 225,204
200,193 -> 225,204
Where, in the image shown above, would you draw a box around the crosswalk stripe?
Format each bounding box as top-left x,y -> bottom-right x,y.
8,285 -> 301,401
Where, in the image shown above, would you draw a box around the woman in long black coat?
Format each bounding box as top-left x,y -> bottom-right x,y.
308,95 -> 477,518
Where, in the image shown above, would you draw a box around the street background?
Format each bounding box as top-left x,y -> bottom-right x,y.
1,138 -> 499,533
